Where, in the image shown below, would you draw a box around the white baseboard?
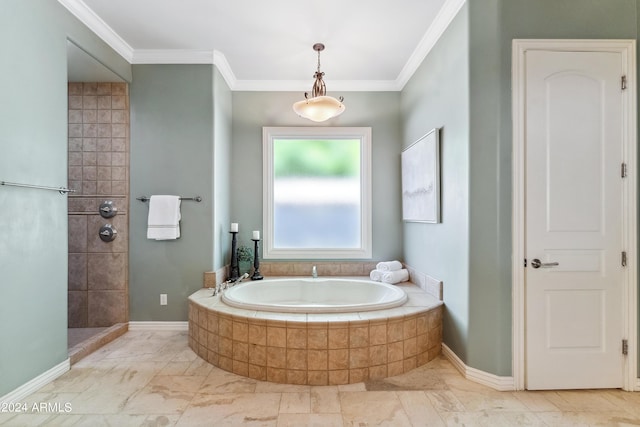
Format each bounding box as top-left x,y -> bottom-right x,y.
636,378 -> 640,391
442,344 -> 515,391
128,321 -> 189,331
0,358 -> 70,404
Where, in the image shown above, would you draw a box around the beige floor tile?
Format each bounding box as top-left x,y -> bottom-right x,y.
397,390 -> 444,426
537,410 -> 640,426
425,390 -> 467,412
0,413 -> 58,427
122,375 -> 207,414
277,413 -> 344,427
170,348 -> 199,363
541,390 -> 623,412
337,383 -> 366,392
311,386 -> 341,413
9,331 -> 639,427
513,390 -> 561,412
198,369 -> 257,394
279,392 -> 311,413
254,381 -> 311,393
37,364 -> 116,393
68,362 -> 167,414
340,391 -> 412,426
183,358 -> 213,376
449,389 -> 530,412
601,390 -> 640,417
438,410 -> 545,427
32,414 -> 181,427
176,393 -> 281,426
157,362 -> 192,376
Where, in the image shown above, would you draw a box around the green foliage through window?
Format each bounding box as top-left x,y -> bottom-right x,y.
273,139 -> 360,177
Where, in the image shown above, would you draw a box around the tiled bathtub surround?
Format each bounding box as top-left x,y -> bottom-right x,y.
67,82 -> 130,328
188,282 -> 443,385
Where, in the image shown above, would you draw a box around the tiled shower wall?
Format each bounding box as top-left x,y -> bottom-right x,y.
67,82 -> 129,327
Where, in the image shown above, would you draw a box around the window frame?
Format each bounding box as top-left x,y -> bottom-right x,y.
262,126 -> 372,259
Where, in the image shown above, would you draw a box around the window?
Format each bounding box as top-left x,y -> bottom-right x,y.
263,127 -> 372,259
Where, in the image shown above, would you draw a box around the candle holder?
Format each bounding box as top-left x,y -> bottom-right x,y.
229,231 -> 240,281
251,238 -> 263,280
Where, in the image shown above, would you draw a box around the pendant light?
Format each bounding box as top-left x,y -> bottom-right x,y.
293,43 -> 345,122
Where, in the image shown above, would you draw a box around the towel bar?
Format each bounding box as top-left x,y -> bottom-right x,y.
136,196 -> 202,202
1,180 -> 75,195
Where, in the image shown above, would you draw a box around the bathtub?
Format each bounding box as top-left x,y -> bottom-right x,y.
188,276 -> 443,385
221,278 -> 408,313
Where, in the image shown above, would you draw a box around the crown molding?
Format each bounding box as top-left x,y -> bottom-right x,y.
233,79 -> 400,92
132,49 -> 214,64
396,0 -> 466,89
212,50 -> 237,91
59,0 -> 465,92
57,0 -> 134,62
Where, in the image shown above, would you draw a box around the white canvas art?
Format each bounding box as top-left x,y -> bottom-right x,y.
401,128 -> 440,223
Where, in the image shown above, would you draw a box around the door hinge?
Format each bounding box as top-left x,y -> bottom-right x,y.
621,163 -> 628,178
622,251 -> 627,267
524,258 -> 527,267
623,339 -> 628,355
622,75 -> 627,90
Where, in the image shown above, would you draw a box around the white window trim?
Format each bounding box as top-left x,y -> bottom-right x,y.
262,126 -> 372,259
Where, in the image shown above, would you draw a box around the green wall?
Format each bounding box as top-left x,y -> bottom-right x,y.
492,0 -> 638,377
213,68 -> 233,270
400,4 -> 471,365
230,91 -> 403,261
403,0 -> 639,377
467,0 -> 510,376
0,0 -> 130,397
129,64 -> 221,321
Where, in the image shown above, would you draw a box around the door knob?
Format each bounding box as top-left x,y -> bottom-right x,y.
531,259 -> 559,269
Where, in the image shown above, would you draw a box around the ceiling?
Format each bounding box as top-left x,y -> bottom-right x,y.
61,0 -> 464,91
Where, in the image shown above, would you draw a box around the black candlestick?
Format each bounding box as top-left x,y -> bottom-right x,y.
229,231 -> 240,281
251,238 -> 263,280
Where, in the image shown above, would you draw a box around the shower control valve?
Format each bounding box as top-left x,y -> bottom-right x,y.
99,224 -> 117,242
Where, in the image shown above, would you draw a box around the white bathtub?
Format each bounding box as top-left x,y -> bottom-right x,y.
221,277 -> 408,313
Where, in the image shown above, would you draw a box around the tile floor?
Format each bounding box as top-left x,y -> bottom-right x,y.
2,330 -> 640,426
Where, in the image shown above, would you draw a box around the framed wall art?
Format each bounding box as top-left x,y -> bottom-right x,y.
401,128 -> 441,223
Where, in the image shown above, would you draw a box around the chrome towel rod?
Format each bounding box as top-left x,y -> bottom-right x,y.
1,180 -> 75,195
136,196 -> 202,202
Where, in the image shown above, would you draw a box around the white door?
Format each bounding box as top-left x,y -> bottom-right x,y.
525,50 -> 625,389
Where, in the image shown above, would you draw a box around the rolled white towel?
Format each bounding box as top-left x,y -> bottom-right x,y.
369,269 -> 384,282
376,260 -> 403,272
381,269 -> 409,285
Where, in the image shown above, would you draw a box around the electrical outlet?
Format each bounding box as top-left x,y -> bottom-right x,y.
160,294 -> 167,305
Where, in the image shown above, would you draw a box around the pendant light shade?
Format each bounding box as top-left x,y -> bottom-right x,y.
293,43 -> 345,122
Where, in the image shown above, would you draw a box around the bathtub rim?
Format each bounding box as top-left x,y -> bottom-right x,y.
189,277 -> 443,324
220,277 -> 409,313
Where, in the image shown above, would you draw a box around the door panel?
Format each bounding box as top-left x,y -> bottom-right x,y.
525,50 -> 624,389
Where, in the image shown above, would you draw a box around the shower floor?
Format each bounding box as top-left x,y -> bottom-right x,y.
67,324 -> 128,364
68,327 -> 107,348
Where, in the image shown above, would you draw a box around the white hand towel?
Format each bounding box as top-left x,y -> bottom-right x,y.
369,269 -> 383,282
376,260 -> 403,272
381,269 -> 409,285
147,195 -> 181,240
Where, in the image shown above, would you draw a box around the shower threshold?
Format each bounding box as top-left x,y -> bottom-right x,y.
68,323 -> 128,364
